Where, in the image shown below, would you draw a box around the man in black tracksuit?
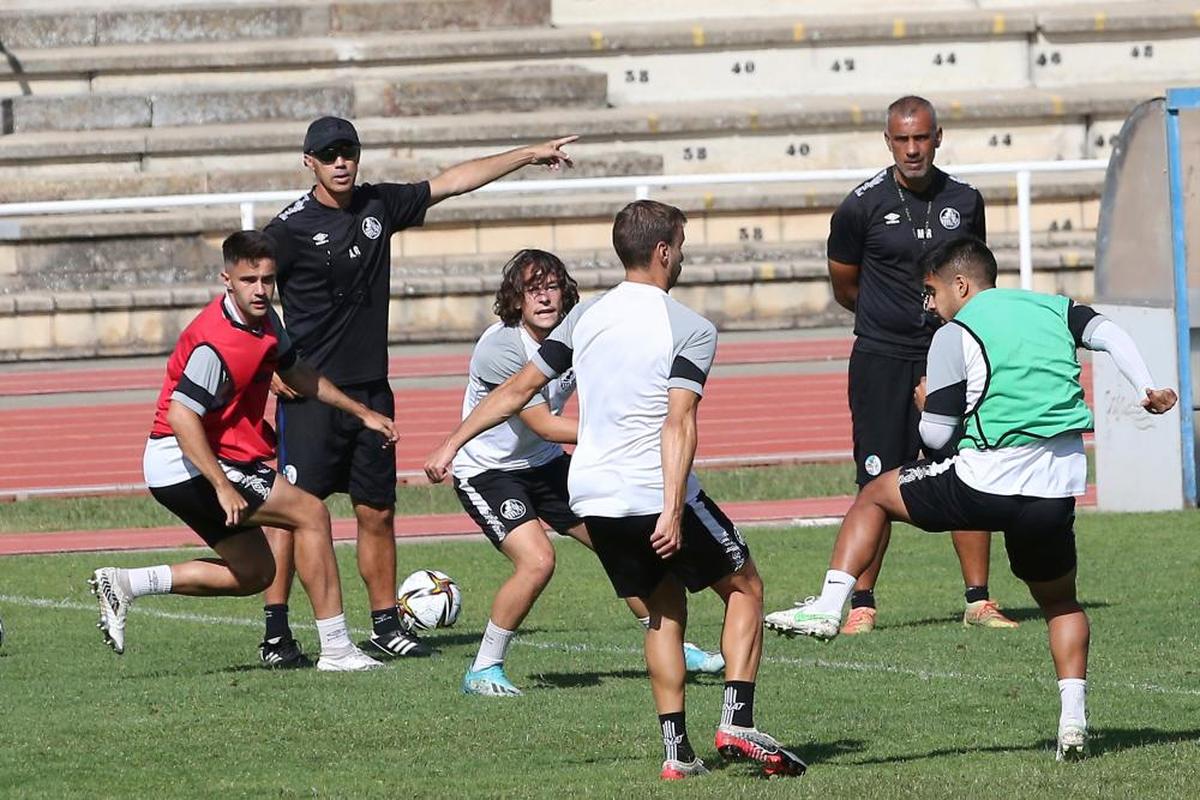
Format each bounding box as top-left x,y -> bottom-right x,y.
824,96 -> 1016,634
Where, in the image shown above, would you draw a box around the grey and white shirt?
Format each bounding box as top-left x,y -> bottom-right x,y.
452,321 -> 576,479
532,281 -> 718,518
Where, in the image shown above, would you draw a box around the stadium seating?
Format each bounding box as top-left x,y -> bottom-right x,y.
0,0 -> 1193,360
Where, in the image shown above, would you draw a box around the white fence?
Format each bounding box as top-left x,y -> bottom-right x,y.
0,159 -> 1107,290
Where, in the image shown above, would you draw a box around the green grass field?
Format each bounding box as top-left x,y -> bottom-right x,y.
1,510 -> 1197,798
0,462 -> 859,534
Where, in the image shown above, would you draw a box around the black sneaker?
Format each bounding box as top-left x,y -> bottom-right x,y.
259,636 -> 314,669
365,629 -> 433,658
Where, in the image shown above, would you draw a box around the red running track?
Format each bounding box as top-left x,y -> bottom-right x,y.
0,339 -> 853,398
0,343 -> 1091,496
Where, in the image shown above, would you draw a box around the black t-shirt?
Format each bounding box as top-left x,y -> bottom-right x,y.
264,181 -> 431,385
827,166 -> 986,360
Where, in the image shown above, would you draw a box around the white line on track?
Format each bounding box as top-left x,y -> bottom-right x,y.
3,592 -> 1198,698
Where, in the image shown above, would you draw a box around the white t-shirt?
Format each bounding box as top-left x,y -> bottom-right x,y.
531,281 -> 718,518
452,321 -> 576,479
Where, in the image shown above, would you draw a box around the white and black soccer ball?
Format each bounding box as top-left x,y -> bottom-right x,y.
396,569 -> 461,632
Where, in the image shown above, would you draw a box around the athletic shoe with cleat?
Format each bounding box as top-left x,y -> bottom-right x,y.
316,644 -> 384,672
365,628 -> 433,658
963,599 -> 1019,629
259,636 -> 314,669
88,567 -> 131,654
840,606 -> 876,635
683,642 -> 725,674
764,598 -> 840,641
462,664 -> 523,697
660,757 -> 709,780
1056,723 -> 1088,762
715,724 -> 807,777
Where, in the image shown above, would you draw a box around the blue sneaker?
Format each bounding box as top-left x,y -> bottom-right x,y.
462,664 -> 523,697
683,642 -> 724,674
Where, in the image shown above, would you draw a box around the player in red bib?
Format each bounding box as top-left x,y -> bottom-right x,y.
88,231 -> 397,671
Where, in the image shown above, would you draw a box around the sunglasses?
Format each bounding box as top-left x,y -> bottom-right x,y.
310,143 -> 361,164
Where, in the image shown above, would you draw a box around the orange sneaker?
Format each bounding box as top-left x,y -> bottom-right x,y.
840,606 -> 876,635
963,599 -> 1019,629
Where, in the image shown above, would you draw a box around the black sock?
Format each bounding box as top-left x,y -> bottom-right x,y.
264,604 -> 291,641
965,585 -> 989,604
850,589 -> 876,610
372,606 -> 403,636
722,681 -> 755,729
659,711 -> 696,763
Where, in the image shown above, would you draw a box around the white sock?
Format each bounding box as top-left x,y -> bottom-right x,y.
1058,678 -> 1087,729
636,615 -> 651,630
810,570 -> 856,616
315,614 -> 353,654
122,566 -> 172,598
471,620 -> 515,672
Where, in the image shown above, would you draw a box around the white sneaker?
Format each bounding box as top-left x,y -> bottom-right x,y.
660,756 -> 709,780
88,568 -> 131,654
317,644 -> 385,672
1056,723 -> 1088,762
764,597 -> 841,641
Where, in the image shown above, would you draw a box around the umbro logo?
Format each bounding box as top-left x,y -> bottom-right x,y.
883,212 -> 901,225
312,232 -> 330,246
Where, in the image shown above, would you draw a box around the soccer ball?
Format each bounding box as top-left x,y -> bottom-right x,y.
396,569 -> 461,632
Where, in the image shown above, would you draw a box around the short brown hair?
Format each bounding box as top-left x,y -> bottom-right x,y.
492,249 -> 580,327
222,230 -> 275,265
612,200 -> 687,269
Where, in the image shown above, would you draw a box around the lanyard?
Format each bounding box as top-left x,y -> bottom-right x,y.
894,172 -> 933,244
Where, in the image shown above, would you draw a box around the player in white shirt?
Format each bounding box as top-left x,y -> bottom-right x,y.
450,250 -> 723,697
427,202 -> 806,780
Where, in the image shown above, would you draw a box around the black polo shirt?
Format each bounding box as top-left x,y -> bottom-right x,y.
263,181 -> 431,385
827,166 -> 986,360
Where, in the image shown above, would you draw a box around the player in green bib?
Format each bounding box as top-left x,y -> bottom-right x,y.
765,236 -> 1178,761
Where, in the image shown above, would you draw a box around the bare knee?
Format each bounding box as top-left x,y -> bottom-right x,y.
232,554 -> 276,595
515,545 -> 556,589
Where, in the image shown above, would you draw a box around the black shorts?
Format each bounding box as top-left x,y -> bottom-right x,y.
898,457 -> 1078,583
149,462 -> 276,548
585,492 -> 751,598
453,454 -> 582,548
848,344 -> 926,487
276,379 -> 396,507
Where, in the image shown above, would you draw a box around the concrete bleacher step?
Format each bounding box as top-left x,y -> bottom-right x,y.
6,5 -> 1198,105
0,171 -> 1103,294
0,235 -> 1096,362
0,83 -> 1149,182
0,149 -> 663,204
0,0 -> 550,49
1,65 -> 606,134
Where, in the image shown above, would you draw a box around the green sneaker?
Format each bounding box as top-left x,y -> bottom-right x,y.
764,598 -> 841,641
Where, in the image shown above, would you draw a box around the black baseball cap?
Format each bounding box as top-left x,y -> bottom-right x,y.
303,116 -> 360,154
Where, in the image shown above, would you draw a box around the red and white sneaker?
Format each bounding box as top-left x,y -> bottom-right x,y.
841,606 -> 877,635
715,724 -> 807,777
660,757 -> 709,780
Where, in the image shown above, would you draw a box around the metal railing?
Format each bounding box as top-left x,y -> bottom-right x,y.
0,158 -> 1108,290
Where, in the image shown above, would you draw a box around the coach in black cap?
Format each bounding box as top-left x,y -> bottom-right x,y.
256,115 -> 577,667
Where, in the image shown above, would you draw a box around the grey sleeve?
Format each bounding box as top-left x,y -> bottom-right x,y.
666,301 -> 717,396
922,323 -> 967,423
171,344 -> 228,415
473,327 -> 545,409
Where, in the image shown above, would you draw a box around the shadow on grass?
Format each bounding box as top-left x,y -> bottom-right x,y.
707,737 -> 868,772
847,726 -> 1200,765
886,600 -> 1112,630
529,669 -> 646,689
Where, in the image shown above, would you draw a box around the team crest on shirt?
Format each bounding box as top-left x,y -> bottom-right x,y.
499,499 -> 527,520
283,465 -> 298,485
939,208 -> 961,230
865,454 -> 882,476
361,216 -> 383,240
